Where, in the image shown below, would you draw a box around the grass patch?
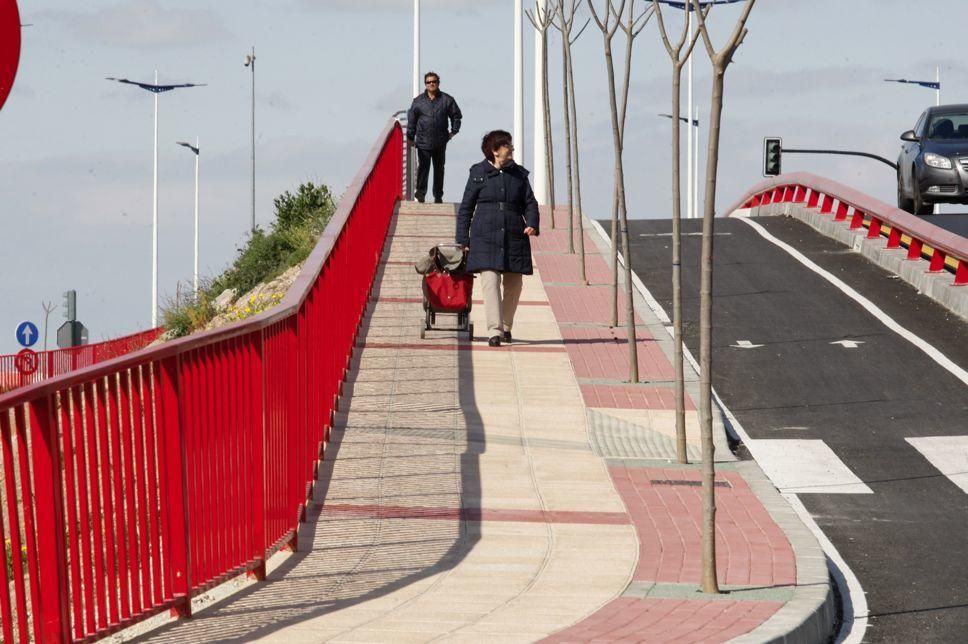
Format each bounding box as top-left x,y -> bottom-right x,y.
162,182 -> 336,337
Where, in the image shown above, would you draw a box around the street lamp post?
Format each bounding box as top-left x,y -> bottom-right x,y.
177,139 -> 200,296
660,111 -> 700,218
245,48 -> 256,232
885,72 -> 943,213
513,0 -> 524,168
107,73 -> 205,327
413,0 -> 421,98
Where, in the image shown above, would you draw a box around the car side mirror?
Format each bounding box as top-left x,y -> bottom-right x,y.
900,130 -> 919,142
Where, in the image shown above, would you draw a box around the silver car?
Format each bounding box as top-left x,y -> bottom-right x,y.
897,104 -> 968,215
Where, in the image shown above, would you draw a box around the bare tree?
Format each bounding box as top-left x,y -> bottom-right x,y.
527,1 -> 557,229
690,0 -> 757,595
588,0 -> 652,382
653,1 -> 706,464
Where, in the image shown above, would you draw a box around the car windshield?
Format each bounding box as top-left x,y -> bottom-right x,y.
926,112 -> 968,140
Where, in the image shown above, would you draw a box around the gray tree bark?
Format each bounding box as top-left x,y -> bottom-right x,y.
653,1 -> 704,464
690,0 -> 757,596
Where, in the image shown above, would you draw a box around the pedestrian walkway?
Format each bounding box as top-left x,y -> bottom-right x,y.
132,202 -> 833,643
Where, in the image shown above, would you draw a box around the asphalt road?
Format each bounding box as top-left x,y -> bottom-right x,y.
621,216 -> 968,643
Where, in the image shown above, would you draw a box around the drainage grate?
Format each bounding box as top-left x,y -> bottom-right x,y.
650,479 -> 731,488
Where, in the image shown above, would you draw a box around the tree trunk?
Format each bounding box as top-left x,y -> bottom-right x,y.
561,25 -> 575,254
671,66 -> 687,464
603,43 -> 620,327
699,66 -> 726,596
618,3 -> 638,382
565,35 -> 588,284
542,29 -> 557,229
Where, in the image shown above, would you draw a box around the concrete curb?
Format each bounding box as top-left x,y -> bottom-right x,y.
584,215 -> 836,644
726,462 -> 836,644
742,202 -> 968,322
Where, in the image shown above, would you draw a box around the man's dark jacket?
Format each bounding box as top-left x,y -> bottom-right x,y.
406,91 -> 462,150
456,160 -> 540,275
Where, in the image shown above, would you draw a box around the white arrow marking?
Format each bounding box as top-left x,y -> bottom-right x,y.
731,340 -> 764,349
20,326 -> 34,345
830,340 -> 865,349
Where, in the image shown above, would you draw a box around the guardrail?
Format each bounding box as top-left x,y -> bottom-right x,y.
0,328 -> 164,394
0,118 -> 403,642
724,171 -> 968,285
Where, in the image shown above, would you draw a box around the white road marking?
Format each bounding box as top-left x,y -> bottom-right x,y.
906,436 -> 968,494
737,216 -> 968,388
751,440 -> 873,494
732,340 -> 764,349
830,340 -> 865,349
590,216 -> 869,643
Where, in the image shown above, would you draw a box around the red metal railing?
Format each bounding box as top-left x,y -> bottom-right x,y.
0,119 -> 403,642
0,328 -> 164,394
726,171 -> 968,285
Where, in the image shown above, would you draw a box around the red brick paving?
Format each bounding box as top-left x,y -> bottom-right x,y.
610,467 -> 796,587
545,285 -> 644,325
542,597 -> 783,644
560,326 -> 674,382
531,229 -> 602,255
532,223 -> 795,643
534,252 -> 612,285
579,384 -> 690,410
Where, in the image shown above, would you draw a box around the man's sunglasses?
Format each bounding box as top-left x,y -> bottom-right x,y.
425,80 -> 440,85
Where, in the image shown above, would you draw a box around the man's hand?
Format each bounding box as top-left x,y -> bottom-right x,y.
524,227 -> 536,236
449,132 -> 456,140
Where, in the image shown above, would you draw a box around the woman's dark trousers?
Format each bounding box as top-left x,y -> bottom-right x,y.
415,146 -> 447,202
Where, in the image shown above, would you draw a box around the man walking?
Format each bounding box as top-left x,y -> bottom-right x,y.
407,71 -> 462,203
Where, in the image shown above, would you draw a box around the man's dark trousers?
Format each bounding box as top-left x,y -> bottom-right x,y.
415,146 -> 446,202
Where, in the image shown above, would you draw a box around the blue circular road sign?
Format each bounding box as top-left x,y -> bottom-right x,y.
16,321 -> 38,348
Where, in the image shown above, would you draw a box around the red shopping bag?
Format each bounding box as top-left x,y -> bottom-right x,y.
423,271 -> 473,313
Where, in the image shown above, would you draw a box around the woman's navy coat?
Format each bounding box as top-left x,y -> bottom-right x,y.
456,160 -> 540,275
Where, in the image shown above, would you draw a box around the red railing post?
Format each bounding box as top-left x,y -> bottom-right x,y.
29,395 -> 71,643
158,356 -> 193,617
248,332 -> 267,580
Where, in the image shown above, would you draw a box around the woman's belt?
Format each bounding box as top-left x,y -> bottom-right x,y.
485,201 -> 523,213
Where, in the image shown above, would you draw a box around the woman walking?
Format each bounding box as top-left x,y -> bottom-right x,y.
457,130 -> 540,347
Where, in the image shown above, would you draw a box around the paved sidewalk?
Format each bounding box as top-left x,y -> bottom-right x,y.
133,202 -> 833,643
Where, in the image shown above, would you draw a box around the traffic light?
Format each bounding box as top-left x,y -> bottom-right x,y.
763,137 -> 782,176
63,290 -> 76,321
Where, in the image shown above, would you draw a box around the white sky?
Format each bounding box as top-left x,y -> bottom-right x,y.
1,0 -> 965,354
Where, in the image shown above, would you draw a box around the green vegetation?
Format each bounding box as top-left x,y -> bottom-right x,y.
162,182 -> 336,338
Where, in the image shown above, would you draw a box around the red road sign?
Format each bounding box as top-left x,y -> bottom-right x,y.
0,0 -> 21,112
14,348 -> 37,376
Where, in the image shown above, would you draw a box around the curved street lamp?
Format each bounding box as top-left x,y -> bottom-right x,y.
107,73 -> 205,327
177,139 -> 200,295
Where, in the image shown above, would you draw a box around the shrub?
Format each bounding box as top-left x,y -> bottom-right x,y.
161,181 -> 336,338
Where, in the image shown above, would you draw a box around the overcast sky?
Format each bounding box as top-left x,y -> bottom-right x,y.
1,0 -> 965,354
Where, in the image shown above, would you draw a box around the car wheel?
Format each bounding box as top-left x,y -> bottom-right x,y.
897,173 -> 914,213
911,172 -> 934,216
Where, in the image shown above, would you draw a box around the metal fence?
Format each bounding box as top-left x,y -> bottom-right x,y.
0,328 -> 165,394
0,118 -> 403,642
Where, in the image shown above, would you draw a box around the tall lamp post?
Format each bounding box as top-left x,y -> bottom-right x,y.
660,111 -> 700,220
656,0 -> 743,219
107,73 -> 205,327
885,72 -> 942,213
245,48 -> 256,232
413,0 -> 421,98
177,139 -> 200,296
513,0 -> 524,168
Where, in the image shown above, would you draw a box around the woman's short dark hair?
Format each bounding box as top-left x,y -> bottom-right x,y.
481,130 -> 513,162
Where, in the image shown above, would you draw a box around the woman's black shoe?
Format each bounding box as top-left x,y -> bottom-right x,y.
488,336 -> 502,347
503,331 -> 512,343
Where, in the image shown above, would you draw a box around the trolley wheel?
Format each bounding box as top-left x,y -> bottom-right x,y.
431,311 -> 437,325
419,327 -> 426,340
425,310 -> 432,330
467,323 -> 474,340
